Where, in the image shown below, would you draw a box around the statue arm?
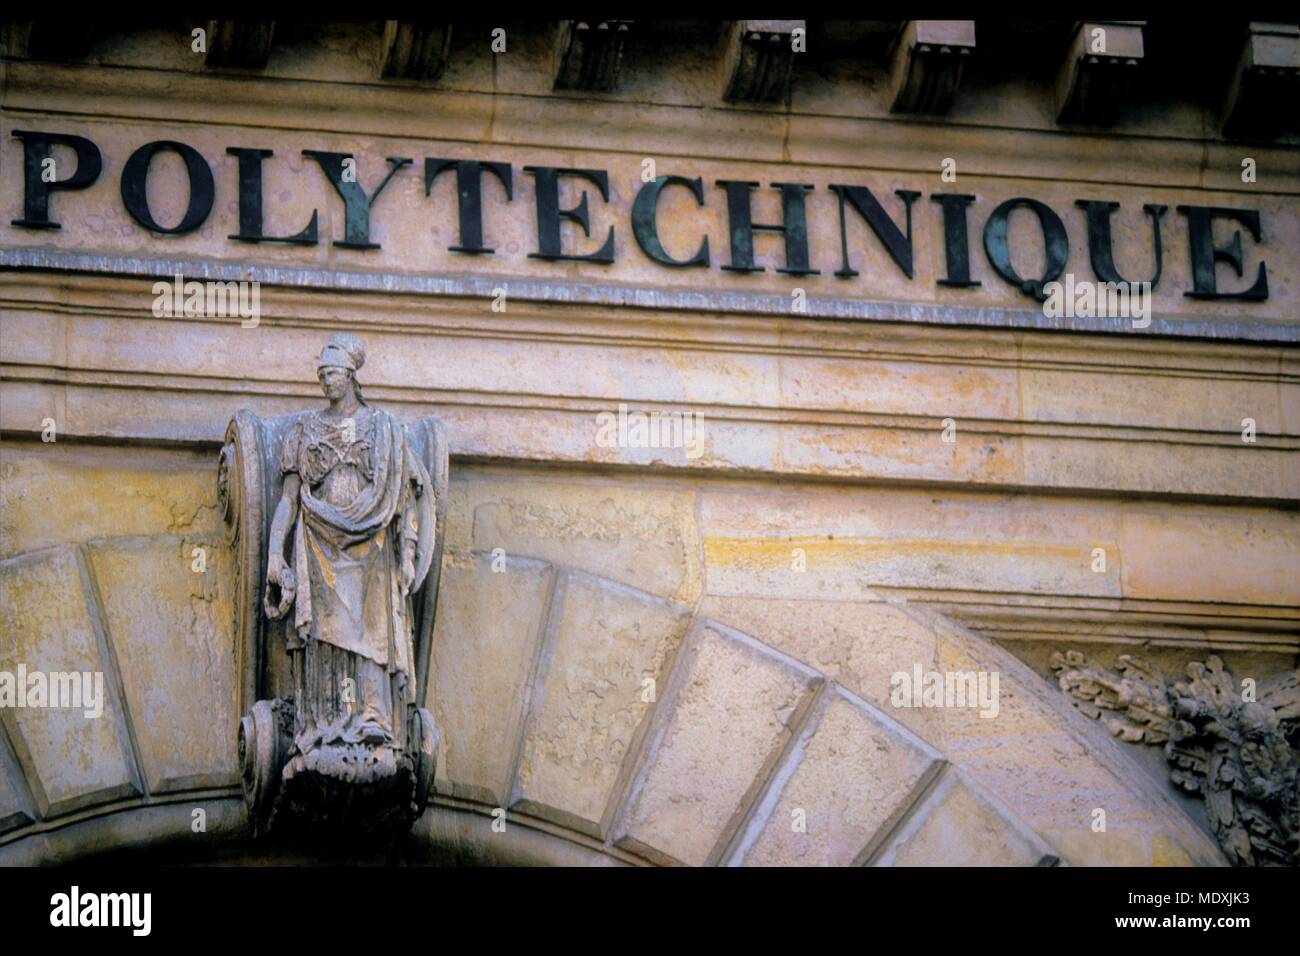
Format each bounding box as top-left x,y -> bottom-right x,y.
401,441 -> 435,596
267,473 -> 300,585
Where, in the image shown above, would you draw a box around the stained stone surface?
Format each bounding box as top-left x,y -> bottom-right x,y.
872,769 -> 1057,866
1151,833 -> 1197,867
429,552 -> 554,806
1118,510 -> 1299,606
615,622 -> 820,866
86,534 -> 238,793
699,488 -> 1127,602
445,476 -> 703,605
697,595 -> 944,743
514,571 -> 690,835
0,546 -> 139,815
0,741 -> 33,834
0,442 -> 221,556
923,612 -> 1224,866
735,689 -> 943,866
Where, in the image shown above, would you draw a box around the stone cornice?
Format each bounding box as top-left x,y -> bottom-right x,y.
3,249 -> 1296,344
3,61 -> 1297,195
3,19 -> 1297,143
892,587 -> 1300,656
5,266 -> 1296,372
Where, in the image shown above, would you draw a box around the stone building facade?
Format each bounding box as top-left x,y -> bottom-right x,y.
0,20 -> 1296,866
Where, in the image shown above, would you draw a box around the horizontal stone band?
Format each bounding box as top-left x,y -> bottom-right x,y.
2,246 -> 1295,344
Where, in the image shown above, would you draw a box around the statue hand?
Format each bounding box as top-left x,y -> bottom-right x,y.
264,554 -> 296,621
400,554 -> 417,596
267,553 -> 288,586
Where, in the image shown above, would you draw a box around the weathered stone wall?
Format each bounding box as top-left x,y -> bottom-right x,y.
4,277 -> 1294,672
1,20 -> 1296,865
0,447 -> 1229,865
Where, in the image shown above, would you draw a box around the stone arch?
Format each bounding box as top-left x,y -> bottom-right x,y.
0,531 -> 1224,866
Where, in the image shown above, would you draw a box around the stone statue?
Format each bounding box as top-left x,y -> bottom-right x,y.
220,333 -> 447,836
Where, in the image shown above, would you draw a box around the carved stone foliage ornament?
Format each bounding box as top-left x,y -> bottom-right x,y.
219,333 -> 449,837
1051,651 -> 1299,866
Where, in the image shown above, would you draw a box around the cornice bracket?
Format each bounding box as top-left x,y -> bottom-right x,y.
554,20 -> 633,93
723,20 -> 804,104
888,20 -> 975,115
379,21 -> 453,82
1222,22 -> 1300,140
1055,20 -> 1144,126
205,20 -> 276,70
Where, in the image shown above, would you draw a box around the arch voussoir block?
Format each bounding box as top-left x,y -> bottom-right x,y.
726,684 -> 945,867
611,619 -> 823,866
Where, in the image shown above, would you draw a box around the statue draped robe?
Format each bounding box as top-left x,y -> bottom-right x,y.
278,405 -> 433,777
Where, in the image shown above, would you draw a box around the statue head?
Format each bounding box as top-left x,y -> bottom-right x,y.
316,333 -> 366,405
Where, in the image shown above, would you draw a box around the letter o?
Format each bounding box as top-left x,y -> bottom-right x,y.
120,140 -> 215,234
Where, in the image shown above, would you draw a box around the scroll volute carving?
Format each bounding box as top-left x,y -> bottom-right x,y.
220,335 -> 449,838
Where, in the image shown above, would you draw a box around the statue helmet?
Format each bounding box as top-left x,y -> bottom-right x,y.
317,332 -> 366,373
